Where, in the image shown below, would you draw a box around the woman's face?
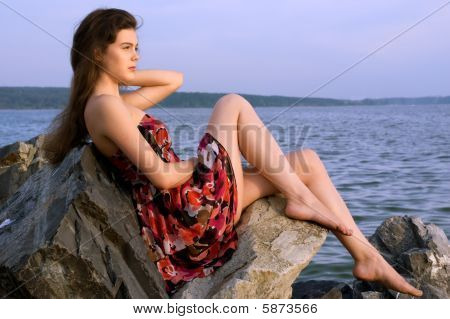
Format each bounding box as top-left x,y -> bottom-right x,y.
97,28 -> 140,84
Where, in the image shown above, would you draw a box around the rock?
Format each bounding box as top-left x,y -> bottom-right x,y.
368,216 -> 450,298
0,137 -> 328,298
360,291 -> 384,299
0,134 -> 49,206
292,280 -> 353,299
172,195 -> 328,298
350,278 -> 389,298
289,216 -> 449,299
0,142 -> 168,298
292,279 -> 387,299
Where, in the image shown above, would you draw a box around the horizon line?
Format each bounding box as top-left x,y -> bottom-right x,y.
0,86 -> 449,102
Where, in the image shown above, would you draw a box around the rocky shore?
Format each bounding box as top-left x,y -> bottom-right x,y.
0,134 -> 448,298
292,215 -> 449,299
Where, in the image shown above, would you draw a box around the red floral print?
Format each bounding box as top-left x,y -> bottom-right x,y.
107,113 -> 238,296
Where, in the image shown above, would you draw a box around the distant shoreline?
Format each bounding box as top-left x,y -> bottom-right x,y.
2,104 -> 450,111
1,86 -> 449,109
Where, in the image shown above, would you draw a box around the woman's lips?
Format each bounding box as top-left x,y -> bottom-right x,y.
129,67 -> 136,71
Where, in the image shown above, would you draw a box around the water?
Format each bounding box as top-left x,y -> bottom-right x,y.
1,104 -> 449,284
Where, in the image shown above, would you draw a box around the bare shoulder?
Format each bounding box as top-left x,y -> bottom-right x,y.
85,95 -> 130,134
86,94 -> 128,119
84,94 -> 134,157
84,94 -> 168,188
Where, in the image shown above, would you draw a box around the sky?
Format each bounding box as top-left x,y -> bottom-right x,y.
0,0 -> 449,99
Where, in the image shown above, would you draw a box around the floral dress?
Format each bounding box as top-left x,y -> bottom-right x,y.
107,113 -> 239,296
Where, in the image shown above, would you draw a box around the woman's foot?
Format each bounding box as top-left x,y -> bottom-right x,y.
284,197 -> 353,236
353,252 -> 423,297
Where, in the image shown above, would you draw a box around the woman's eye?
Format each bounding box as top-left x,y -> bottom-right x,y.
124,46 -> 139,52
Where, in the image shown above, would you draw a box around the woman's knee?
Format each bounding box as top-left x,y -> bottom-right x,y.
219,93 -> 244,102
293,148 -> 323,176
216,93 -> 251,111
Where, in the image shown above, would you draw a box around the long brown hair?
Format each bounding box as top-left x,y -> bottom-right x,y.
41,8 -> 141,165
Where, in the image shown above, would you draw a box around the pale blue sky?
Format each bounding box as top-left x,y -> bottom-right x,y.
0,0 -> 449,99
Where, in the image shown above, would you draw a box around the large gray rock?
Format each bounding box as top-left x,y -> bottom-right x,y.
291,280 -> 353,299
291,216 -> 449,299
0,135 -> 48,206
172,195 -> 328,298
0,137 -> 328,298
368,216 -> 449,298
0,142 -> 168,298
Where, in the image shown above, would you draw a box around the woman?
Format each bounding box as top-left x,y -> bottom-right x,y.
42,8 -> 422,297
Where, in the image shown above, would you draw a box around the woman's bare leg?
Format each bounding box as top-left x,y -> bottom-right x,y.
240,148 -> 423,297
205,94 -> 351,235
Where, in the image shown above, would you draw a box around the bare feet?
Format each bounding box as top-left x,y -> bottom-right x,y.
353,252 -> 423,297
284,197 -> 353,236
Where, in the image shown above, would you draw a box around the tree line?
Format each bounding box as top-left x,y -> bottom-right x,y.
0,87 -> 449,109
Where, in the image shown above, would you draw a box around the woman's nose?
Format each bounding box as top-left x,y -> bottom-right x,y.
133,50 -> 139,60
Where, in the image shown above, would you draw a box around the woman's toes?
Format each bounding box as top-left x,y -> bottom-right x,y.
337,224 -> 352,236
344,226 -> 353,236
415,289 -> 423,297
408,286 -> 423,297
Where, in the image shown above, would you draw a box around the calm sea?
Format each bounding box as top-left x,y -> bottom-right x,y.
1,104 -> 449,284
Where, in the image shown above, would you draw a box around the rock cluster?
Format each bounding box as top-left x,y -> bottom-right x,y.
3,134 -> 446,299
292,216 -> 449,299
0,135 -> 327,298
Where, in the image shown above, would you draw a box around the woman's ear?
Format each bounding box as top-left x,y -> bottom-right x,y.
93,48 -> 103,62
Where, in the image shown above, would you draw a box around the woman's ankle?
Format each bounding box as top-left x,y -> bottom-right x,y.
354,246 -> 381,263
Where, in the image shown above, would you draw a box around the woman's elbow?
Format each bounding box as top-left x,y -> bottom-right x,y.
142,170 -> 169,189
157,179 -> 172,190
149,174 -> 170,189
144,160 -> 193,190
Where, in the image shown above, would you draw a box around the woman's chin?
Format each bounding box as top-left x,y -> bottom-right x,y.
124,74 -> 136,83
118,76 -> 134,86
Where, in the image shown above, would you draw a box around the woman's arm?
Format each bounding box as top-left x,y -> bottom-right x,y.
120,69 -> 183,111
96,95 -> 196,189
